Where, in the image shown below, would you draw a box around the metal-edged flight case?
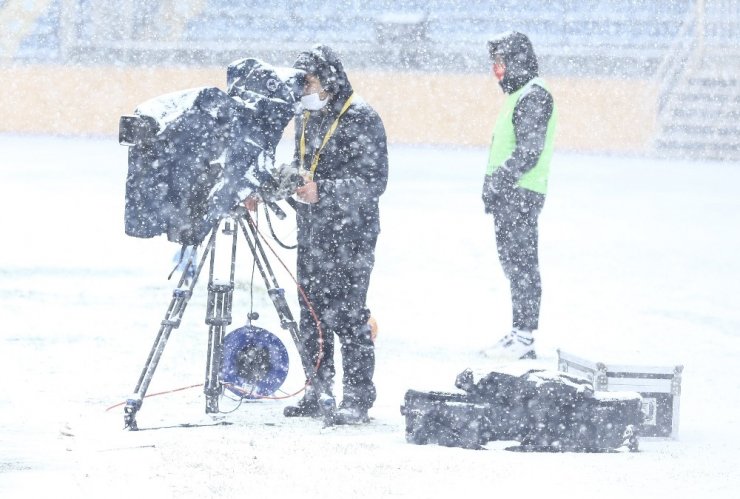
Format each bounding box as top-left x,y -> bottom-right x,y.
557,350 -> 684,439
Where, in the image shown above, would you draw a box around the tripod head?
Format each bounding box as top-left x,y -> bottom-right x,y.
120,58 -> 304,246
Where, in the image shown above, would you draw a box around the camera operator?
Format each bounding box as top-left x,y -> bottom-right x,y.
246,45 -> 388,424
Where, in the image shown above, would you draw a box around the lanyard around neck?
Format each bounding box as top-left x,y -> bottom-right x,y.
299,93 -> 354,181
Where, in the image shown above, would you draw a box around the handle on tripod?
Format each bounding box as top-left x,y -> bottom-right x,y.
265,200 -> 287,220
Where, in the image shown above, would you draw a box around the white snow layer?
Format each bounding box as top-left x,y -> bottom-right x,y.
1,134 -> 739,498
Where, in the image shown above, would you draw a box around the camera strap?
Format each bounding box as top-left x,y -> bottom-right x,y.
299,93 -> 355,181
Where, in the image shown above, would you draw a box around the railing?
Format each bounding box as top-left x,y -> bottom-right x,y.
653,1 -> 740,160
655,0 -> 740,115
654,2 -> 700,115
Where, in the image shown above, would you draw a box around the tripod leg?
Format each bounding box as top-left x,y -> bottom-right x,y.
124,290 -> 189,430
204,282 -> 233,412
123,232 -> 217,430
203,218 -> 237,413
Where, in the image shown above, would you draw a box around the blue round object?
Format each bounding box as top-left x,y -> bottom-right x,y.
220,325 -> 289,398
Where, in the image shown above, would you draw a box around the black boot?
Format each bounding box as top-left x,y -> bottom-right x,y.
332,401 -> 369,425
283,390 -> 321,418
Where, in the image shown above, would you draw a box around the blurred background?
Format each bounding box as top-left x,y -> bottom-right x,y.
1,0 -> 738,159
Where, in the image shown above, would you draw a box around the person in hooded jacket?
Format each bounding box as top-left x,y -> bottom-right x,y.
480,32 -> 557,360
281,45 -> 388,424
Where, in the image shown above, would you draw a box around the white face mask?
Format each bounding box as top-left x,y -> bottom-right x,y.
300,92 -> 329,111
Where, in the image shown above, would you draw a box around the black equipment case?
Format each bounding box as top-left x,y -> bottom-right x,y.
401,366 -> 643,452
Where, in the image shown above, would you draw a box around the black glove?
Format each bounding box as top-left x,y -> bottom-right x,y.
491,166 -> 517,195
260,162 -> 303,202
482,168 -> 518,214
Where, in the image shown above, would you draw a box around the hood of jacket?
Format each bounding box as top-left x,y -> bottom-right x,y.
293,44 -> 354,113
487,31 -> 539,94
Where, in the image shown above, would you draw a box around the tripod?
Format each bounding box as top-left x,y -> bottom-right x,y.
123,206 -> 332,430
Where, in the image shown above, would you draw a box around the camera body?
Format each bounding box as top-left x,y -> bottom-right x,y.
120,58 -> 304,245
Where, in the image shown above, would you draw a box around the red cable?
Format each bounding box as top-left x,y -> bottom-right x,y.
105,383 -> 203,412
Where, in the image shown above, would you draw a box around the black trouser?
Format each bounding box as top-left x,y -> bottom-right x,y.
491,189 -> 545,332
296,236 -> 377,410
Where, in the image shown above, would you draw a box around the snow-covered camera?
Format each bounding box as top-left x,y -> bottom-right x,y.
120,58 -> 304,246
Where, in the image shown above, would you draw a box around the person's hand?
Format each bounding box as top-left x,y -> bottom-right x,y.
483,168 -> 518,213
368,316 -> 378,342
295,181 -> 319,204
243,195 -> 260,212
491,167 -> 516,194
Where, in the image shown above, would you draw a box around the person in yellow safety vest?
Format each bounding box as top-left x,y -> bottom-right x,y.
480,31 -> 558,361
282,45 -> 389,425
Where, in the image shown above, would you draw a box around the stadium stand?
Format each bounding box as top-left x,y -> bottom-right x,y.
3,0 -> 696,74
1,0 -> 737,159
0,0 -> 56,61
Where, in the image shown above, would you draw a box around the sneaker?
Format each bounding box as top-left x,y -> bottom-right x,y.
332,404 -> 370,425
480,329 -> 536,360
283,391 -> 321,418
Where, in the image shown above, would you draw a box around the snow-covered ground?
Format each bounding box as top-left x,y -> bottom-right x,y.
1,134 -> 739,498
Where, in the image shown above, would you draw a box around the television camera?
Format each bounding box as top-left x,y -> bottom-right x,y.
121,57 -> 303,246
118,58 -> 329,430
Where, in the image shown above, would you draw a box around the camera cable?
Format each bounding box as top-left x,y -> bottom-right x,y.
263,203 -> 297,250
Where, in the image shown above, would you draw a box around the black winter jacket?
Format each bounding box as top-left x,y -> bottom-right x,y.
293,83 -> 388,246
